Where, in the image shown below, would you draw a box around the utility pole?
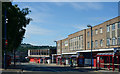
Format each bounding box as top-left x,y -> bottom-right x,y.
4,8 -> 8,69
14,49 -> 16,67
54,41 -> 57,63
87,25 -> 93,70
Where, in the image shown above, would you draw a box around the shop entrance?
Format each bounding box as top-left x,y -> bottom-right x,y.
96,53 -> 120,71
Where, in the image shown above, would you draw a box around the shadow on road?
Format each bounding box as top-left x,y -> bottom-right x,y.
5,63 -> 97,72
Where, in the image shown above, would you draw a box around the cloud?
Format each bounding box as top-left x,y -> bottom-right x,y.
86,16 -> 117,25
54,2 -> 103,10
24,25 -> 54,37
88,16 -> 113,21
23,4 -> 53,24
70,2 -> 103,10
73,24 -> 87,30
54,35 -> 66,41
54,2 -> 65,6
28,12 -> 52,24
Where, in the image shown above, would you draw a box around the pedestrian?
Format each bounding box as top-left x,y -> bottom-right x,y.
70,59 -> 73,67
64,61 -> 66,66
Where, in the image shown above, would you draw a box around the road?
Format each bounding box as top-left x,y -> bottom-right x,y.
3,63 -> 115,72
7,63 -> 99,72
20,63 -> 83,72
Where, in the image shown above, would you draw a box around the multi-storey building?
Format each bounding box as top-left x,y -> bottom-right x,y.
55,16 -> 120,70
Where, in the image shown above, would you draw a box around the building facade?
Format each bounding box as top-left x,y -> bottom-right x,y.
55,16 -> 120,70
28,47 -> 56,64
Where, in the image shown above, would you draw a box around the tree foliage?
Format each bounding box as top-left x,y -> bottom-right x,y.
2,2 -> 32,52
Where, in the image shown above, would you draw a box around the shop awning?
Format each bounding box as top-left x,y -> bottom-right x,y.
76,48 -> 114,53
57,56 -> 62,58
97,53 -> 113,55
62,52 -> 76,55
70,55 -> 78,58
52,54 -> 61,56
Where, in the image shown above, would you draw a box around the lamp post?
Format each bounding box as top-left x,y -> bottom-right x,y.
4,9 -> 7,69
54,41 -> 57,63
87,24 -> 93,70
54,41 -> 57,49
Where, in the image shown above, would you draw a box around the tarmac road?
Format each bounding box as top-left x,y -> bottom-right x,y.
2,62 -> 117,73
20,63 -> 86,72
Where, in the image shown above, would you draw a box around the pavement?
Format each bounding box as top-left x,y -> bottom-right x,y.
1,62 -> 119,73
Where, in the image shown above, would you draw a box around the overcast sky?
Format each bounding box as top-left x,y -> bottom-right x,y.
12,2 -> 118,46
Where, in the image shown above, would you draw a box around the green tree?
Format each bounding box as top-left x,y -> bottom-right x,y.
2,2 -> 32,53
2,2 -> 32,68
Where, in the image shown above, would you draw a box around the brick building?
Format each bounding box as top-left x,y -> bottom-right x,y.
55,16 -> 120,71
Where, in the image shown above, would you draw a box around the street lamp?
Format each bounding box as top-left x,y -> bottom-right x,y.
87,24 -> 93,70
54,41 -> 57,50
54,41 -> 57,63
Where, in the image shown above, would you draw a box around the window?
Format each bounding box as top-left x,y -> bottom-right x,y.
100,28 -> 103,33
95,29 -> 98,34
118,22 -> 120,28
112,38 -> 116,45
79,36 -> 81,49
87,42 -> 90,48
58,43 -> 60,47
112,24 -> 115,31
92,30 -> 93,36
100,39 -> 103,47
80,36 -> 83,48
95,40 -> 98,48
87,31 -> 89,36
92,41 -> 94,48
107,38 -> 110,45
107,25 -> 110,32
118,37 -> 120,45
57,49 -> 60,52
62,42 -> 64,46
65,41 -> 68,46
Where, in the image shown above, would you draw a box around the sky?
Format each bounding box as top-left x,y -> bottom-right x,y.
12,2 -> 118,46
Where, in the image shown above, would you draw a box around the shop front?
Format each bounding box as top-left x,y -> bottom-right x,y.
70,55 -> 78,67
52,54 -> 57,63
77,56 -> 84,67
61,52 -> 77,66
61,54 -> 71,65
96,52 -> 120,71
56,56 -> 62,65
76,48 -> 117,67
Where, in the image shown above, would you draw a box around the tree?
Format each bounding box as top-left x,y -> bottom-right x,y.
2,2 -> 32,67
2,2 -> 32,52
